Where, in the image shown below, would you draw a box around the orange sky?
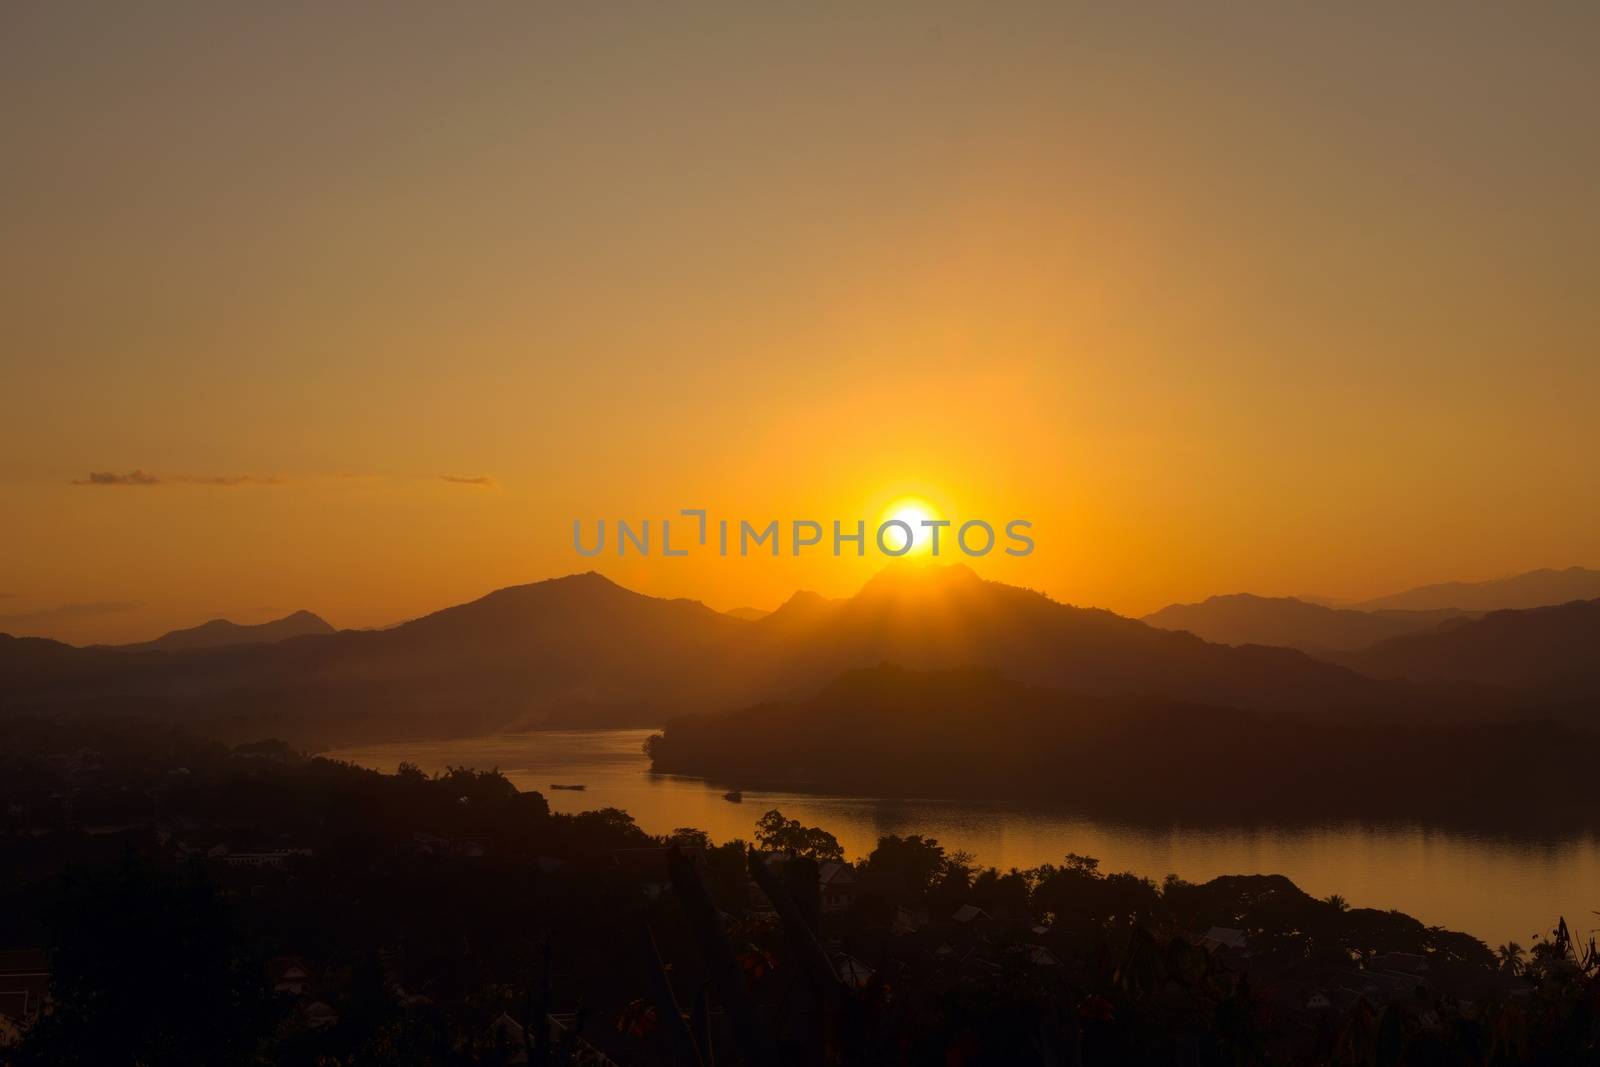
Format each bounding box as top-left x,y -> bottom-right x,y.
3,4 -> 1598,644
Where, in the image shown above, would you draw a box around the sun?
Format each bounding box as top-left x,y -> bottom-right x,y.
879,496 -> 943,556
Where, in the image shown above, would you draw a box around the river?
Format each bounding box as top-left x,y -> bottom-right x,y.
325,728 -> 1600,949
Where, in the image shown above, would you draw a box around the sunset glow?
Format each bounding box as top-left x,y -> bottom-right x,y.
0,5 -> 1595,647
880,497 -> 942,556
6,10 -> 1600,1061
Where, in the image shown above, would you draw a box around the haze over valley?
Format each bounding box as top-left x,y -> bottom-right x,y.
5,563 -> 1598,824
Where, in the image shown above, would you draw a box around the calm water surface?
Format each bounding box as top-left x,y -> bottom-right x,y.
326,729 -> 1600,948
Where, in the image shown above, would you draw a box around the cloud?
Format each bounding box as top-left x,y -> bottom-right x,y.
68,470 -> 491,491
0,600 -> 144,627
173,474 -> 286,487
71,470 -> 284,487
73,469 -> 160,486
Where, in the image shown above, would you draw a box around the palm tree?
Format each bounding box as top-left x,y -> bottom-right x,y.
1324,893 -> 1349,912
1496,941 -> 1526,975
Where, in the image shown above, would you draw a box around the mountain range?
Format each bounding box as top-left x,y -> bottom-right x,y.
1142,566 -> 1600,655
1335,598 -> 1600,703
1141,595 -> 1465,654
725,565 -> 1403,718
1343,566 -> 1600,612
106,610 -> 335,653
1,564 -> 1595,747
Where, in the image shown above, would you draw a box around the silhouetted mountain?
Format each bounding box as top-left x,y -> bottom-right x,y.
1142,594 -> 1466,654
646,663 -> 1596,822
0,566 -> 1522,746
0,633 -> 160,687
325,572 -> 747,722
731,564 -> 1427,721
1338,598 -> 1600,702
722,606 -> 770,621
747,589 -> 841,636
0,573 -> 747,743
1348,566 -> 1600,612
111,610 -> 335,652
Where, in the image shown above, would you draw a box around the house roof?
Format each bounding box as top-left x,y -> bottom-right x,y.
817,861 -> 855,886
1024,944 -> 1062,967
892,906 -> 926,933
1200,926 -> 1248,950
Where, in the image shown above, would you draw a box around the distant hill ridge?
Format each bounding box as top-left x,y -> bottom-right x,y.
110,610 -> 335,653
1142,566 -> 1600,655
1141,594 -> 1464,653
0,565 -> 1425,744
1335,597 -> 1600,700
1347,566 -> 1600,612
2,563 -> 1595,747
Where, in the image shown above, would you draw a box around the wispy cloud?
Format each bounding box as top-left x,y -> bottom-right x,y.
0,600 -> 144,627
71,470 -> 284,487
68,470 -> 495,492
72,469 -> 161,486
173,474 -> 286,487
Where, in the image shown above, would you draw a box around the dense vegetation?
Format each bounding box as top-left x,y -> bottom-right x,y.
2,716 -> 1597,1064
646,664 -> 1600,824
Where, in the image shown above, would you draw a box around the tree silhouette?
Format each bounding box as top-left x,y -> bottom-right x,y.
1496,940 -> 1527,975
752,808 -> 843,860
865,833 -> 947,893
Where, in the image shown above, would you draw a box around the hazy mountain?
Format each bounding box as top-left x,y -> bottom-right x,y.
0,566 -> 1526,745
1142,594 -> 1465,653
646,663 -> 1594,822
1338,598 -> 1600,701
323,572 -> 748,720
112,610 -> 335,652
722,606 -> 771,621
1348,566 -> 1600,612
746,589 -> 841,636
732,564 -> 1415,719
0,633 -> 158,687
0,573 -> 747,742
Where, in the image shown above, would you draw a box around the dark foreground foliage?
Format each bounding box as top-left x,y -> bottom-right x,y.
1,716 -> 1596,1065
646,664 -> 1600,824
